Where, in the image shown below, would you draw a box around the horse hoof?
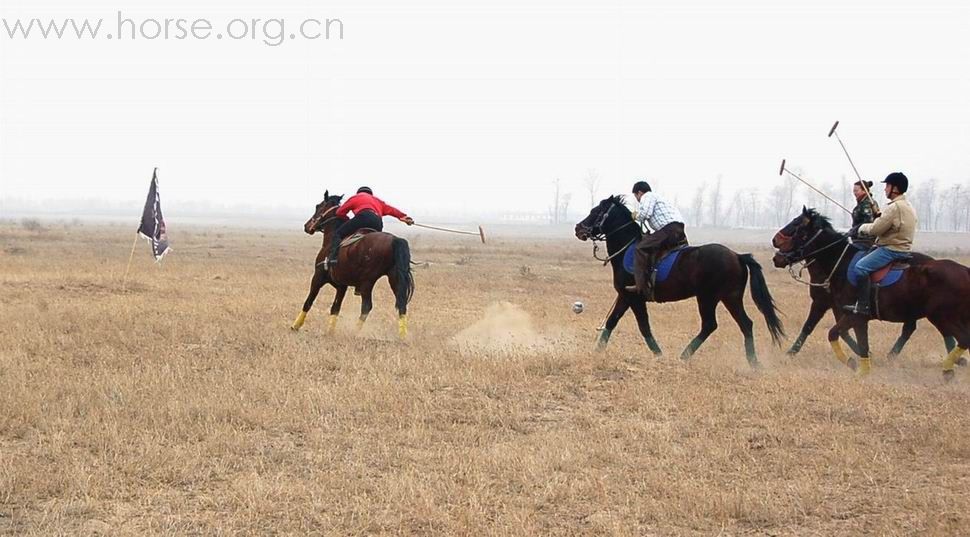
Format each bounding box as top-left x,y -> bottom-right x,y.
846,357 -> 859,372
944,370 -> 956,383
957,357 -> 968,368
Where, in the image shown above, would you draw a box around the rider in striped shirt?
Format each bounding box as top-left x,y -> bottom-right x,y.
629,180 -> 688,300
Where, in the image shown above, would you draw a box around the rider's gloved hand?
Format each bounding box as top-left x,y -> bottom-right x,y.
402,217 -> 415,226
848,224 -> 861,239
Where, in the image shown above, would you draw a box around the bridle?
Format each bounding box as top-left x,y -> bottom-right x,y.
775,223 -> 852,289
579,203 -> 639,265
306,204 -> 340,233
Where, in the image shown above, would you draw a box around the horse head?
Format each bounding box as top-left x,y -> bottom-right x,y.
575,195 -> 632,241
304,190 -> 345,235
772,206 -> 835,267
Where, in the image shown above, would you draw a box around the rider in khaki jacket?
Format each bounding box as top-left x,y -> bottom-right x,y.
859,192 -> 916,252
845,172 -> 917,316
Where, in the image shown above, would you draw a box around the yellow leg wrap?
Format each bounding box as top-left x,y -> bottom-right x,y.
327,314 -> 338,334
398,314 -> 409,340
859,357 -> 872,376
291,311 -> 307,331
356,315 -> 368,332
831,340 -> 849,366
943,347 -> 967,372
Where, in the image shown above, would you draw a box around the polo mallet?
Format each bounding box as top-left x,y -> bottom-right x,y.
779,159 -> 852,215
828,121 -> 878,209
413,222 -> 487,244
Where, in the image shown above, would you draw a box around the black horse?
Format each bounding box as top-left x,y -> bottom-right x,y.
575,196 -> 784,367
772,208 -> 964,376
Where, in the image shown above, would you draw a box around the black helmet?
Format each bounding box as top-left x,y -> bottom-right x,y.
632,181 -> 652,194
357,186 -> 373,195
882,173 -> 908,194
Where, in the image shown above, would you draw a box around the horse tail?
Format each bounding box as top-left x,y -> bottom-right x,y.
739,254 -> 785,346
392,237 -> 415,312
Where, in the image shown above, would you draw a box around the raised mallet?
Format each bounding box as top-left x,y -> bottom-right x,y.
828,121 -> 878,209
779,159 -> 852,215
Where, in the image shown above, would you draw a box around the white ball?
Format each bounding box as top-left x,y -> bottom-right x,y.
572,301 -> 585,314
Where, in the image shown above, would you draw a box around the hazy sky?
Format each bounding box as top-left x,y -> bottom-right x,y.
1,0 -> 968,218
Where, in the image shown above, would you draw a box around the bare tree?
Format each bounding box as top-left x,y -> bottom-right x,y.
691,182 -> 706,227
709,175 -> 723,228
913,178 -> 938,230
583,169 -> 602,208
560,193 -> 572,223
550,178 -> 562,224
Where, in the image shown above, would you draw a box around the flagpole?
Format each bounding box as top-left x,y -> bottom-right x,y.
121,233 -> 139,292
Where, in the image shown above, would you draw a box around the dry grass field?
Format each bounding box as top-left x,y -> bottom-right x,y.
2,220 -> 970,536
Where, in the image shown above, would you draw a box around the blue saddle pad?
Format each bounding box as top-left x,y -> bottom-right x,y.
847,250 -> 905,288
623,246 -> 687,284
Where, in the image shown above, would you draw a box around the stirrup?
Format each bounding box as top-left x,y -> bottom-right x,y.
842,303 -> 869,317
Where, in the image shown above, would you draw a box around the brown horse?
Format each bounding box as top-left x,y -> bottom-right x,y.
772,208 -> 969,380
291,191 -> 415,339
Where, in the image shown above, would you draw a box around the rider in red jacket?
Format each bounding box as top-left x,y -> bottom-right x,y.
326,187 -> 413,269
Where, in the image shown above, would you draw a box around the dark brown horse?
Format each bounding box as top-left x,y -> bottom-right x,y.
292,191 -> 415,339
772,224 -> 951,360
575,196 -> 784,367
772,208 -> 968,379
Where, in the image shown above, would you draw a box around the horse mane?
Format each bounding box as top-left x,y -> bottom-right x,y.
803,207 -> 835,232
607,195 -> 631,216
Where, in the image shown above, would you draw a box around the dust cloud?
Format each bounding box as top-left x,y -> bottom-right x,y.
451,302 -> 553,355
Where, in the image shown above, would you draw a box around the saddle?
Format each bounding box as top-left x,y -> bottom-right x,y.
847,247 -> 910,288
623,243 -> 689,284
339,228 -> 379,249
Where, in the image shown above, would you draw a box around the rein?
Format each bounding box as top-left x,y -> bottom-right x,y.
583,203 -> 640,266
783,233 -> 853,290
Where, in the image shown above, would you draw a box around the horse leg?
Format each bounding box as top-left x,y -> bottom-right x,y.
722,294 -> 758,368
832,309 -> 862,356
356,283 -> 375,333
788,300 -> 828,356
596,294 -> 630,351
680,296 -> 718,361
628,299 -> 663,356
853,318 -> 872,376
292,269 -> 328,331
887,320 -> 917,359
327,286 -> 348,335
928,317 -> 968,382
387,273 -> 408,340
828,315 -> 859,371
941,335 -> 966,366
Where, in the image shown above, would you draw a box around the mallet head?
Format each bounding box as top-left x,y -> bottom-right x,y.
779,159 -> 786,176
479,226 -> 487,244
828,121 -> 839,138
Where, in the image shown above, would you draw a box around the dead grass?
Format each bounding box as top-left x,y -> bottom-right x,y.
1,223 -> 970,535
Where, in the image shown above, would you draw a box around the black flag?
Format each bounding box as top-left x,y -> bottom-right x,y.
137,168 -> 170,261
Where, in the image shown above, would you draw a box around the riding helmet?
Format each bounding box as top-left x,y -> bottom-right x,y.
882,173 -> 909,194
357,186 -> 374,195
632,181 -> 652,194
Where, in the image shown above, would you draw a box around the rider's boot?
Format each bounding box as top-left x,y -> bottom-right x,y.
843,278 -> 871,317
324,241 -> 340,271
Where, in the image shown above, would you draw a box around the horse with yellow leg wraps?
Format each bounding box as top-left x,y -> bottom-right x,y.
292,190 -> 415,340
773,207 -> 968,381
